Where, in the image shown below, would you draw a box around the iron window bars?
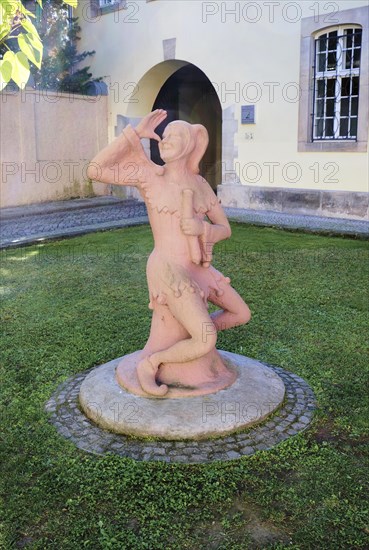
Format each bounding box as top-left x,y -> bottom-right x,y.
99,0 -> 120,6
312,28 -> 362,141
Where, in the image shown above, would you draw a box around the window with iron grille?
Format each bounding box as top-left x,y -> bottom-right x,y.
313,26 -> 362,141
89,0 -> 126,17
99,0 -> 120,6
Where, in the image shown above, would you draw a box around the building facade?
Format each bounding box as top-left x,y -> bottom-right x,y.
78,0 -> 369,220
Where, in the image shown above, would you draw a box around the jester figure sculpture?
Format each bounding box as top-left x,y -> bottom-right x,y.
87,110 -> 251,398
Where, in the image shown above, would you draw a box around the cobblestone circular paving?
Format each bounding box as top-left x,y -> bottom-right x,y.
46,362 -> 316,463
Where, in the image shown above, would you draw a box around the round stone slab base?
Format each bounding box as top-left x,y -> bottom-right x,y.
79,351 -> 285,440
46,361 -> 316,463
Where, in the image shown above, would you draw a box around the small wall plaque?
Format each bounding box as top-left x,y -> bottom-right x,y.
241,105 -> 255,124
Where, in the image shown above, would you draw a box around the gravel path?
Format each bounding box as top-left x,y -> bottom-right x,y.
1,196 -> 367,249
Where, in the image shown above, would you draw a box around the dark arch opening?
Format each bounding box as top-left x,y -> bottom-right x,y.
151,64 -> 222,191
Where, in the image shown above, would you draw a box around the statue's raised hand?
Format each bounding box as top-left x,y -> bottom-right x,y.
135,109 -> 167,141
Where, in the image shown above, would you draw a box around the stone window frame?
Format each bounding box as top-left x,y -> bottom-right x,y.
298,5 -> 368,152
90,0 -> 126,18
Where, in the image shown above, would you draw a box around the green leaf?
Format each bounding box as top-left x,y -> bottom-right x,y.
36,0 -> 43,7
18,32 -> 42,69
63,0 -> 78,8
0,22 -> 11,43
0,57 -> 12,91
0,0 -> 18,23
0,2 -> 14,42
11,51 -> 30,89
2,49 -> 15,62
20,17 -> 41,39
27,31 -> 43,67
17,1 -> 37,18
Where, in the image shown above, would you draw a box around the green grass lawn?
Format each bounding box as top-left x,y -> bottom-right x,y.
1,223 -> 368,549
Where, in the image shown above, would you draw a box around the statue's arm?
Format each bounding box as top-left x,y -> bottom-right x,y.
200,199 -> 232,267
203,200 -> 231,242
86,125 -> 150,186
180,179 -> 231,266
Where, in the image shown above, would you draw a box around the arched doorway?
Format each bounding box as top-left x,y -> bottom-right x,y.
150,64 -> 222,191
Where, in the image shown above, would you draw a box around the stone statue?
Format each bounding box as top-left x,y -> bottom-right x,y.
87,110 -> 251,398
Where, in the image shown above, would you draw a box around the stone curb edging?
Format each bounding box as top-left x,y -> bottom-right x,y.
0,217 -> 149,249
46,362 -> 316,463
0,197 -> 138,220
224,207 -> 369,238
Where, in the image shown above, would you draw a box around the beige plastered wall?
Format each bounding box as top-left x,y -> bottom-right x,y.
78,0 -> 369,195
0,90 -> 109,207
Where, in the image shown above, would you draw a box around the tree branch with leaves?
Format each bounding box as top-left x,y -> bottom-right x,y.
0,0 -> 77,90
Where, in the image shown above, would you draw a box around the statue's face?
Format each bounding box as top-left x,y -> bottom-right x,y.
159,123 -> 190,163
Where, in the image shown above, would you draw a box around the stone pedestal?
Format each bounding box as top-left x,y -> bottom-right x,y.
79,350 -> 285,440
